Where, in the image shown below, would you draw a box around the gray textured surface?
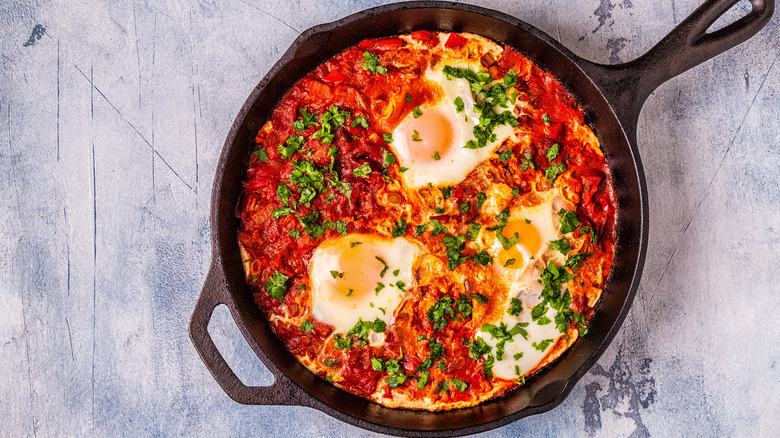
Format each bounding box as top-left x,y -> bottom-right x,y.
1,0 -> 778,436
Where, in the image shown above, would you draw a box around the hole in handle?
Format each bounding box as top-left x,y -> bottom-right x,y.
707,0 -> 754,33
208,304 -> 274,387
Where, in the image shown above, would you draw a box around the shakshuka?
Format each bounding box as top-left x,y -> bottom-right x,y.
236,31 -> 616,410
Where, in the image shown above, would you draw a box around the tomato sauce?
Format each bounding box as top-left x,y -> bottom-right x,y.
237,33 -> 617,407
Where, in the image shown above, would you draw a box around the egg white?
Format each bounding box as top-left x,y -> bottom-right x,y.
390,64 -> 517,189
479,188 -> 572,295
308,234 -> 422,339
474,303 -> 563,379
471,189 -> 578,379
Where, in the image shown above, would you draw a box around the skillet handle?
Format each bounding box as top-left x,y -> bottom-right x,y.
580,0 -> 774,136
189,264 -> 302,405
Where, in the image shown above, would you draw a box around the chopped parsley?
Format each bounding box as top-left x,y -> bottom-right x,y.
347,317 -> 387,345
391,219 -> 407,237
351,115 -> 370,129
564,252 -> 591,270
481,321 -> 529,360
272,206 -> 295,219
411,130 -> 422,142
405,93 -> 413,102
312,105 -> 351,145
299,186 -> 317,207
300,320 -> 315,333
581,225 -> 598,244
459,202 -> 470,214
432,151 -> 441,161
412,107 -> 423,119
278,135 -> 305,159
417,370 -> 430,389
465,337 -> 492,360
520,151 -> 537,171
375,256 -> 389,277
471,250 -> 493,266
542,114 -> 551,124
533,339 -> 554,351
476,192 -> 487,210
383,132 -> 393,143
546,143 -> 560,162
507,297 -> 522,316
435,381 -> 449,394
548,238 -> 572,255
292,108 -> 319,131
382,149 -> 396,167
557,209 -> 580,233
443,66 -> 519,149
441,234 -> 470,270
545,162 -> 567,184
428,296 -> 455,330
450,378 -> 468,392
333,334 -> 353,350
265,270 -> 288,302
428,220 -> 448,236
276,182 -> 293,205
352,162 -> 372,178
253,147 -> 269,162
454,96 -> 465,113
362,51 -> 387,75
499,148 -> 513,162
454,293 -> 488,318
496,228 -> 520,251
290,159 -> 326,194
414,223 -> 429,237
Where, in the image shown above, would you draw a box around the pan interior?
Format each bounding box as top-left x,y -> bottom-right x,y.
211,4 -> 642,433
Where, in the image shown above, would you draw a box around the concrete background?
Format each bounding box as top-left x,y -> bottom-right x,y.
1,0 -> 778,436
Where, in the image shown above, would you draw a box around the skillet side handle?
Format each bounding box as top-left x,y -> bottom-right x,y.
580,0 -> 774,135
189,263 -> 302,405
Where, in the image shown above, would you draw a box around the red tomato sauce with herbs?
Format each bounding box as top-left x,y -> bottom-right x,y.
237,33 -> 616,407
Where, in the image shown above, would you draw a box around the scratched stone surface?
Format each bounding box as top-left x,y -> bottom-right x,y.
1,0 -> 778,436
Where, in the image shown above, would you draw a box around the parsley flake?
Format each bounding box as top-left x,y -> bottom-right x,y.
454,96 -> 465,113
352,162 -> 372,178
253,147 -> 269,162
351,115 -> 370,129
300,320 -> 314,333
265,270 -> 289,302
362,51 -> 387,75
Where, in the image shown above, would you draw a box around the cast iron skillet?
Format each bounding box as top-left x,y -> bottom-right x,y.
190,0 -> 773,435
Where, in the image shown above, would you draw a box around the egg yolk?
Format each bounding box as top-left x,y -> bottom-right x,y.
406,108 -> 454,163
497,219 -> 541,270
325,242 -> 385,304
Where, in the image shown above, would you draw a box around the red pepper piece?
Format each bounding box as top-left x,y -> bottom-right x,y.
322,70 -> 346,83
444,32 -> 467,49
373,38 -> 403,50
